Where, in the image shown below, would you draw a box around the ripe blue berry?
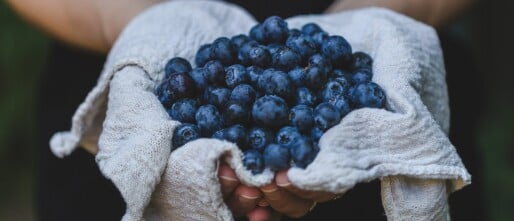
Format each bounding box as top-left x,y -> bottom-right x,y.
223,101 -> 250,126
230,34 -> 250,49
195,44 -> 214,67
330,95 -> 352,117
301,23 -> 323,35
164,57 -> 192,78
238,41 -> 259,65
350,82 -> 386,109
248,45 -> 271,67
212,129 -> 225,140
271,47 -> 301,71
267,43 -> 285,55
286,34 -> 317,60
320,80 -> 347,102
290,138 -> 317,168
189,68 -> 208,90
247,66 -> 263,87
288,67 -> 305,87
252,95 -> 288,128
352,51 -> 373,71
168,98 -> 199,123
262,16 -> 289,43
351,69 -> 373,84
230,84 -> 256,106
276,126 -> 302,147
247,127 -> 273,151
204,87 -> 231,108
304,66 -> 327,90
263,143 -> 290,171
195,104 -> 223,136
258,69 -> 293,99
172,124 -> 200,149
156,72 -> 196,108
312,31 -> 329,48
225,64 -> 250,88
204,60 -> 225,85
289,105 -> 314,133
308,53 -> 332,74
243,149 -> 265,174
249,24 -> 266,44
333,76 -> 351,90
314,103 -> 341,131
296,87 -> 318,106
211,37 -> 235,65
224,124 -> 247,148
321,36 -> 352,66
310,127 -> 324,141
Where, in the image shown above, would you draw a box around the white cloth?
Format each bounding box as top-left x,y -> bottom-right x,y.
49,1 -> 471,220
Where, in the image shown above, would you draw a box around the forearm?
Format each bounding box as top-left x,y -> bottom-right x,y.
326,0 -> 474,28
7,0 -> 163,53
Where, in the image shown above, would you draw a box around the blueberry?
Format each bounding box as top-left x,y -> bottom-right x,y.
211,37 -> 235,65
247,127 -> 273,151
195,44 -> 214,67
262,16 -> 289,43
172,123 -> 200,149
296,87 -> 318,106
164,57 -> 192,78
288,67 -> 305,87
263,143 -> 290,171
276,126 -> 302,147
267,44 -> 285,55
252,95 -> 289,128
243,149 -> 265,174
225,64 -> 250,88
310,127 -> 324,141
320,80 -> 348,102
290,138 -> 317,168
352,51 -> 373,71
224,124 -> 247,148
289,105 -> 314,133
247,66 -> 264,87
308,53 -> 332,74
204,60 -> 225,85
223,101 -> 250,126
304,66 -> 327,90
321,36 -> 352,66
330,95 -> 352,117
230,34 -> 250,49
238,41 -> 259,64
333,76 -> 351,91
349,82 -> 386,109
204,87 -> 231,108
301,23 -> 323,35
195,104 -> 223,136
351,69 -> 373,84
212,129 -> 225,140
312,31 -> 329,48
258,69 -> 294,99
288,28 -> 301,37
286,34 -> 317,60
271,47 -> 301,71
330,69 -> 353,80
248,45 -> 271,67
156,72 -> 196,108
314,103 -> 341,131
230,84 -> 256,106
168,98 -> 199,123
189,68 -> 209,90
249,24 -> 266,44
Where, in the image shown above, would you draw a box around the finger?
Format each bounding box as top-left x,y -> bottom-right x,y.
247,207 -> 282,221
227,185 -> 262,217
218,163 -> 239,199
260,182 -> 313,218
275,170 -> 341,202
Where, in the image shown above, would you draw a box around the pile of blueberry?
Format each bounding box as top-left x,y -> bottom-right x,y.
155,16 -> 386,174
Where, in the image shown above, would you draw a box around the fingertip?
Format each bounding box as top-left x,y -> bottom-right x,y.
218,163 -> 238,180
275,170 -> 290,187
247,207 -> 272,221
236,185 -> 262,199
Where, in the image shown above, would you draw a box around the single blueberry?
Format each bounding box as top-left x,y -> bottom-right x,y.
164,57 -> 192,78
290,138 -> 317,168
238,40 -> 259,65
230,34 -> 250,49
172,124 -> 200,150
320,80 -> 347,102
168,98 -> 199,123
260,69 -> 294,99
314,103 -> 341,131
204,87 -> 231,108
243,149 -> 265,174
203,60 -> 225,85
321,36 -> 352,66
352,51 -> 373,71
248,45 -> 271,67
288,67 -> 305,87
289,105 -> 314,133
211,37 -> 235,65
262,16 -> 289,43
296,87 -> 318,106
349,82 -> 386,109
156,72 -> 196,108
263,143 -> 290,171
267,43 -> 285,55
333,76 -> 351,91
252,95 -> 289,128
195,104 -> 223,136
308,53 -> 332,74
247,66 -> 264,87
189,68 -> 209,90
330,95 -> 352,117
286,34 -> 317,60
310,127 -> 324,141
312,31 -> 329,48
224,124 -> 247,148
301,23 -> 323,35
230,84 -> 256,106
249,24 -> 266,44
304,66 -> 328,90
195,44 -> 214,67
225,64 -> 250,88
223,101 -> 250,126
276,126 -> 302,147
247,127 -> 273,151
271,47 -> 301,71
351,69 -> 373,84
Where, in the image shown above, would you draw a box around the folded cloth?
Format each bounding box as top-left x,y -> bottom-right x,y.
49,1 -> 471,220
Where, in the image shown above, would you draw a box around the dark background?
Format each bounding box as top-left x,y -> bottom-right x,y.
0,0 -> 512,220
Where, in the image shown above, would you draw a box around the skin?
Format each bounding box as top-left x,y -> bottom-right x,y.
7,0 -> 473,220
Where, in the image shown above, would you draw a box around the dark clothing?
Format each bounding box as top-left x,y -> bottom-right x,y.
36,1 -> 484,220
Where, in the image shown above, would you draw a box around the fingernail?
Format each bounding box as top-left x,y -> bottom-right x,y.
240,194 -> 260,201
219,176 -> 238,182
260,184 -> 278,193
276,173 -> 291,187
